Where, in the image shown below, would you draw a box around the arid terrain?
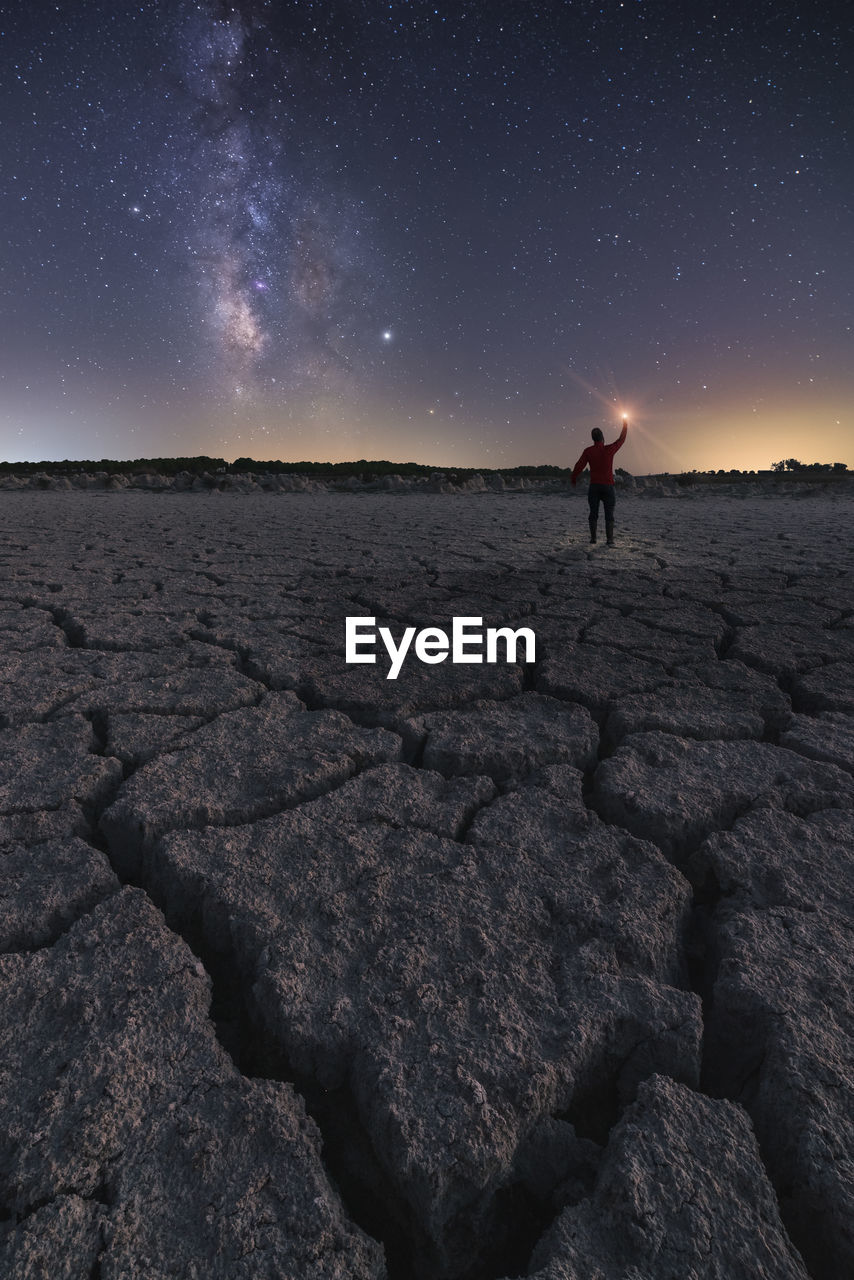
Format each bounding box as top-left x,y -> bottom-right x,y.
1,489 -> 852,1279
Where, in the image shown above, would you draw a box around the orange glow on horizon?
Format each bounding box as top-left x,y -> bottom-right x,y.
4,387 -> 851,474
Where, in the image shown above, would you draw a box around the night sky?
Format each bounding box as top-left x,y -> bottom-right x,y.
2,0 -> 852,473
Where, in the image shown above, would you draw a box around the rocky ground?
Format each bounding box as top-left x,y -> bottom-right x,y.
1,489 -> 852,1280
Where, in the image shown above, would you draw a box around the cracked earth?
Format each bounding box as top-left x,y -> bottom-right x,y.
1,490 -> 852,1280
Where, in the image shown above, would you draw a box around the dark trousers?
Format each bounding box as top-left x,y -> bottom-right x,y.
587,483 -> 616,522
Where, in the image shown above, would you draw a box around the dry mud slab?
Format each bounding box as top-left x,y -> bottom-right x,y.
1,489 -> 852,1279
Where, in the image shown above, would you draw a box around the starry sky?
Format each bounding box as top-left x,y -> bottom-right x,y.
2,0 -> 852,473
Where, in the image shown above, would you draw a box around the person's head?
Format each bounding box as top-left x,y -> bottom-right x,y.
591,428 -> 604,443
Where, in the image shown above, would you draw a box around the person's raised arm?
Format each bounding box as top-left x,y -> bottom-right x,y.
615,418 -> 628,449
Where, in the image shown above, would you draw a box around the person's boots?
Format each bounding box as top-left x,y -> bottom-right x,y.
605,518 -> 614,546
589,516 -> 597,543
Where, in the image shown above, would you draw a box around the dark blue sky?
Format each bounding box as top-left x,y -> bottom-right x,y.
2,0 -> 852,470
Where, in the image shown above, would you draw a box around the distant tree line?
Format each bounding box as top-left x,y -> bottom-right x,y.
2,455 -> 849,481
675,462 -> 849,486
0,456 -> 229,476
231,457 -> 574,481
0,455 -> 577,481
771,459 -> 848,473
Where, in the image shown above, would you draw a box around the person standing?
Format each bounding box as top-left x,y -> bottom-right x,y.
570,417 -> 628,544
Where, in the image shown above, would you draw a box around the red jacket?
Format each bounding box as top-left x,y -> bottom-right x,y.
571,423 -> 627,486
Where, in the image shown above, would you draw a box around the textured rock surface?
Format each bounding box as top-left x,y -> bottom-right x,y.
100,693 -> 402,871
137,793 -> 699,1275
603,659 -> 790,747
0,889 -> 385,1278
781,709 -> 854,772
523,1076 -> 809,1280
412,692 -> 599,781
1,490 -> 852,1278
594,732 -> 854,859
792,660 -> 854,714
689,807 -> 854,1279
0,716 -> 122,816
0,836 -> 118,952
537,643 -> 668,718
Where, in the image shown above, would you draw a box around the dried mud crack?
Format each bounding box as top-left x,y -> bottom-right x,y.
1,490 -> 852,1279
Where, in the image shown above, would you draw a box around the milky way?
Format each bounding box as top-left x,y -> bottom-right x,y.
1,0 -> 852,468
180,5 -> 272,389
166,1 -> 378,413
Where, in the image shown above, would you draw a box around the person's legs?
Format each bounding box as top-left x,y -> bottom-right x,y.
587,487 -> 600,542
602,485 -> 616,544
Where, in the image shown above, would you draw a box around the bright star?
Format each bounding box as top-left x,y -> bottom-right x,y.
382,330 -> 393,342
